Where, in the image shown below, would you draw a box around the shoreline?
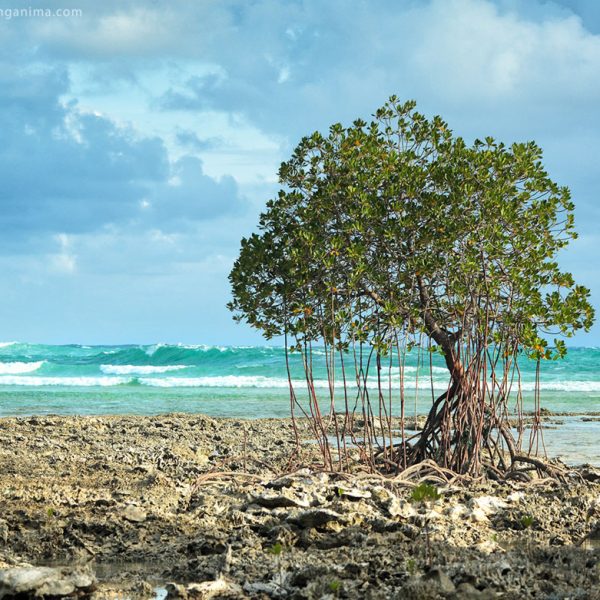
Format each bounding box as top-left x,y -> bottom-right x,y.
0,413 -> 599,598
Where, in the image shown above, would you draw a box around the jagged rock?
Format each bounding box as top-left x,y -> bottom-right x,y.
423,567 -> 455,594
243,580 -> 286,596
0,520 -> 8,544
122,505 -> 147,523
471,496 -> 508,515
165,582 -> 188,598
266,471 -> 311,490
386,496 -> 417,519
335,487 -> 371,500
252,491 -> 311,509
0,565 -> 96,598
166,577 -> 243,599
468,507 -> 490,523
288,508 -> 346,529
507,491 -> 525,503
475,540 -> 502,554
422,508 -> 443,521
455,582 -> 482,597
447,503 -> 468,520
1,413 -> 599,599
580,467 -> 600,482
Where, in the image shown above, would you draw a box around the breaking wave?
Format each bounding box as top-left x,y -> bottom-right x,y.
0,361 -> 44,374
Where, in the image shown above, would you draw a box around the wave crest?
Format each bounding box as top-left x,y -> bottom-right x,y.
0,361 -> 44,374
100,364 -> 187,375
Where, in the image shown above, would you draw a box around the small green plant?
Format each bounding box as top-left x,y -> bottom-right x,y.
328,579 -> 341,596
46,507 -> 55,518
410,483 -> 441,566
406,558 -> 416,575
411,483 -> 441,504
267,542 -> 285,588
267,542 -> 283,556
520,514 -> 534,529
520,514 -> 535,553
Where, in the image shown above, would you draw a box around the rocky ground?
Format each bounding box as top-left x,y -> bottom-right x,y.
0,413 -> 599,599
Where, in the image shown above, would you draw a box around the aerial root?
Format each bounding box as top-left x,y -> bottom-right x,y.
507,453 -> 569,483
191,470 -> 264,492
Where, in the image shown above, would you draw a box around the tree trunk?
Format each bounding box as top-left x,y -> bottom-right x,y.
408,276 -> 468,469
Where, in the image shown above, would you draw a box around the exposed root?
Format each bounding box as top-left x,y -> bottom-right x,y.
191,471 -> 264,492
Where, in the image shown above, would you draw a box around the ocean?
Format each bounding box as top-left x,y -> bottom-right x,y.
0,342 -> 598,464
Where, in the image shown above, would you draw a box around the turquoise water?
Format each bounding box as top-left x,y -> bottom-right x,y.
1,342 -> 598,464
0,342 -> 598,417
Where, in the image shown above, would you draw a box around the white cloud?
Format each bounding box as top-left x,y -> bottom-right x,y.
411,0 -> 600,104
32,7 -> 179,57
49,233 -> 76,274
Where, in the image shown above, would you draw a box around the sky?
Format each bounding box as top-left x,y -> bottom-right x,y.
0,0 -> 599,346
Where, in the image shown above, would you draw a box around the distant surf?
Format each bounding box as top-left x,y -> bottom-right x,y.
0,342 -> 598,414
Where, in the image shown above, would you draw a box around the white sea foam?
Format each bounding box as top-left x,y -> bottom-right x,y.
144,343 -> 233,356
0,342 -> 18,348
100,364 -> 187,375
139,375 -> 293,388
136,374 -> 600,393
137,375 -> 453,390
523,381 -> 600,392
0,361 -> 44,374
0,376 -> 130,387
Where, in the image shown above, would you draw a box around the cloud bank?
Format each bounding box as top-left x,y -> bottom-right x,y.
0,0 -> 599,344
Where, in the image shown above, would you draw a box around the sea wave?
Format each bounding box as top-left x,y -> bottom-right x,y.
0,361 -> 44,374
0,371 -> 598,392
0,375 -> 130,387
100,364 -> 187,375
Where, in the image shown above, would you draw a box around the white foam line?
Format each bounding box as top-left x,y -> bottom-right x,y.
100,364 -> 187,375
0,376 -> 130,387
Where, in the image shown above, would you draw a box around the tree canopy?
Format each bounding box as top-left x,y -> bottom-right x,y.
229,97 -> 594,476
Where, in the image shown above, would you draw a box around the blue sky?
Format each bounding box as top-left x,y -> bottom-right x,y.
0,0 -> 599,345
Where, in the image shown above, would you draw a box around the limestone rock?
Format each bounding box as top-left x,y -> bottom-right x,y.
446,503 -> 467,520
0,565 -> 96,598
507,491 -> 525,503
471,496 -> 508,516
335,486 -> 371,500
252,491 -> 310,509
386,496 -> 417,519
423,567 -> 456,594
289,508 -> 346,529
166,577 -> 243,599
122,505 -> 147,523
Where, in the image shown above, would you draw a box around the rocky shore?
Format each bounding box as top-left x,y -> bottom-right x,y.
0,413 -> 599,599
